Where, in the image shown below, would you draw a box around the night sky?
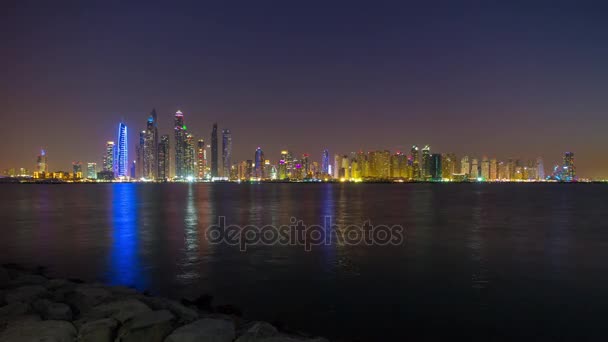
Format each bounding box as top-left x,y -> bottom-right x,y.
2,1 -> 608,178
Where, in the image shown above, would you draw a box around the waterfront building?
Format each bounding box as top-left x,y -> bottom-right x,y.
197,139 -> 206,180
143,109 -> 159,180
222,129 -> 232,178
103,142 -> 115,172
321,149 -> 330,176
461,156 -> 470,176
158,135 -> 170,180
174,110 -> 186,178
421,145 -> 431,180
563,152 -> 575,181
481,156 -> 490,180
115,122 -> 128,178
411,145 -> 420,180
36,149 -> 48,174
211,123 -> 219,178
254,147 -> 265,179
470,158 -> 479,179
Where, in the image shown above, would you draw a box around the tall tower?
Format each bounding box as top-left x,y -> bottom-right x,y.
184,133 -> 195,178
255,147 -> 265,179
421,145 -> 431,180
104,142 -> 115,172
481,156 -> 490,180
115,122 -> 128,178
158,135 -> 170,180
430,154 -> 442,180
536,157 -> 545,180
197,139 -> 205,179
410,145 -> 420,180
321,149 -> 329,175
36,149 -> 48,174
174,110 -> 186,178
211,123 -> 218,178
143,109 -> 158,180
461,156 -> 470,176
222,129 -> 232,178
563,152 -> 575,181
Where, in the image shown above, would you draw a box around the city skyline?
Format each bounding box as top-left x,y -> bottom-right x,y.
2,3 -> 608,177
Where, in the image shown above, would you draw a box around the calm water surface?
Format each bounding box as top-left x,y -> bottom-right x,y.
1,183 -> 607,340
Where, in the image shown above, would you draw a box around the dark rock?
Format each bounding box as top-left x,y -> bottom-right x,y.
33,298 -> 73,320
78,317 -> 119,342
216,304 -> 243,317
65,285 -> 112,315
86,298 -> 151,323
5,285 -> 48,303
182,293 -> 213,311
235,321 -> 279,342
138,296 -> 199,324
8,274 -> 49,288
164,318 -> 235,342
0,319 -> 76,342
115,309 -> 175,342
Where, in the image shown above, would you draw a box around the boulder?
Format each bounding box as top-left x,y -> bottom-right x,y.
33,298 -> 73,320
116,309 -> 175,342
65,285 -> 112,314
88,298 -> 152,323
9,274 -> 49,287
0,319 -> 76,342
138,296 -> 199,323
78,317 -> 119,342
165,318 -> 235,342
4,285 -> 48,303
0,266 -> 10,288
235,321 -> 279,342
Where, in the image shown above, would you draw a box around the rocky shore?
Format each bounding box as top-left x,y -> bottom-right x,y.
0,265 -> 330,342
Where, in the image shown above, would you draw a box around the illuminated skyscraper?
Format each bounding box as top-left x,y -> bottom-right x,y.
211,123 -> 218,178
410,145 -> 420,180
115,122 -> 128,178
143,109 -> 158,180
222,129 -> 232,178
87,162 -> 97,179
103,141 -> 115,172
136,130 -> 145,178
254,147 -> 265,179
430,154 -> 442,180
489,158 -> 498,180
563,152 -> 575,181
481,156 -> 490,180
301,154 -> 310,178
470,158 -> 479,179
321,149 -> 330,175
36,149 -> 48,174
184,133 -> 195,178
174,110 -> 186,178
461,156 -> 470,176
536,157 -> 545,180
197,139 -> 205,179
278,151 -> 288,179
158,135 -> 170,180
72,162 -> 82,177
421,145 -> 431,180
441,153 -> 456,180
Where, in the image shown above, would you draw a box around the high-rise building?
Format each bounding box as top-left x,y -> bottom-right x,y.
72,162 -> 82,177
115,122 -> 128,178
563,152 -> 575,181
211,123 -> 218,178
441,153 -> 456,180
136,130 -> 145,178
470,158 -> 479,179
421,145 -> 431,180
197,139 -> 205,180
481,156 -> 490,180
158,135 -> 170,180
184,133 -> 195,178
87,162 -> 97,179
536,157 -> 545,180
174,110 -> 186,178
321,149 -> 330,176
461,156 -> 470,176
301,154 -> 311,178
143,109 -> 159,180
103,141 -> 115,172
411,145 -> 420,180
430,154 -> 442,180
489,158 -> 498,180
254,147 -> 265,179
222,129 -> 232,178
36,149 -> 48,174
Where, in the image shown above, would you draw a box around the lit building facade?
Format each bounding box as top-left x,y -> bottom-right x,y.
222,129 -> 232,178
115,122 -> 128,178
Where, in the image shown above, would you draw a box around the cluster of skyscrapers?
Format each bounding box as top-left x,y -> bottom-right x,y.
0,109 -> 579,183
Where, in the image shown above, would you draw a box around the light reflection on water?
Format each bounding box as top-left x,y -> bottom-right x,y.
1,183 -> 608,341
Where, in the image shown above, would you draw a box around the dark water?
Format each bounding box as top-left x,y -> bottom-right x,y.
1,183 -> 608,340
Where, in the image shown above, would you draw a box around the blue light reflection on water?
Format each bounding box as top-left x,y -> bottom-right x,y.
108,183 -> 147,289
